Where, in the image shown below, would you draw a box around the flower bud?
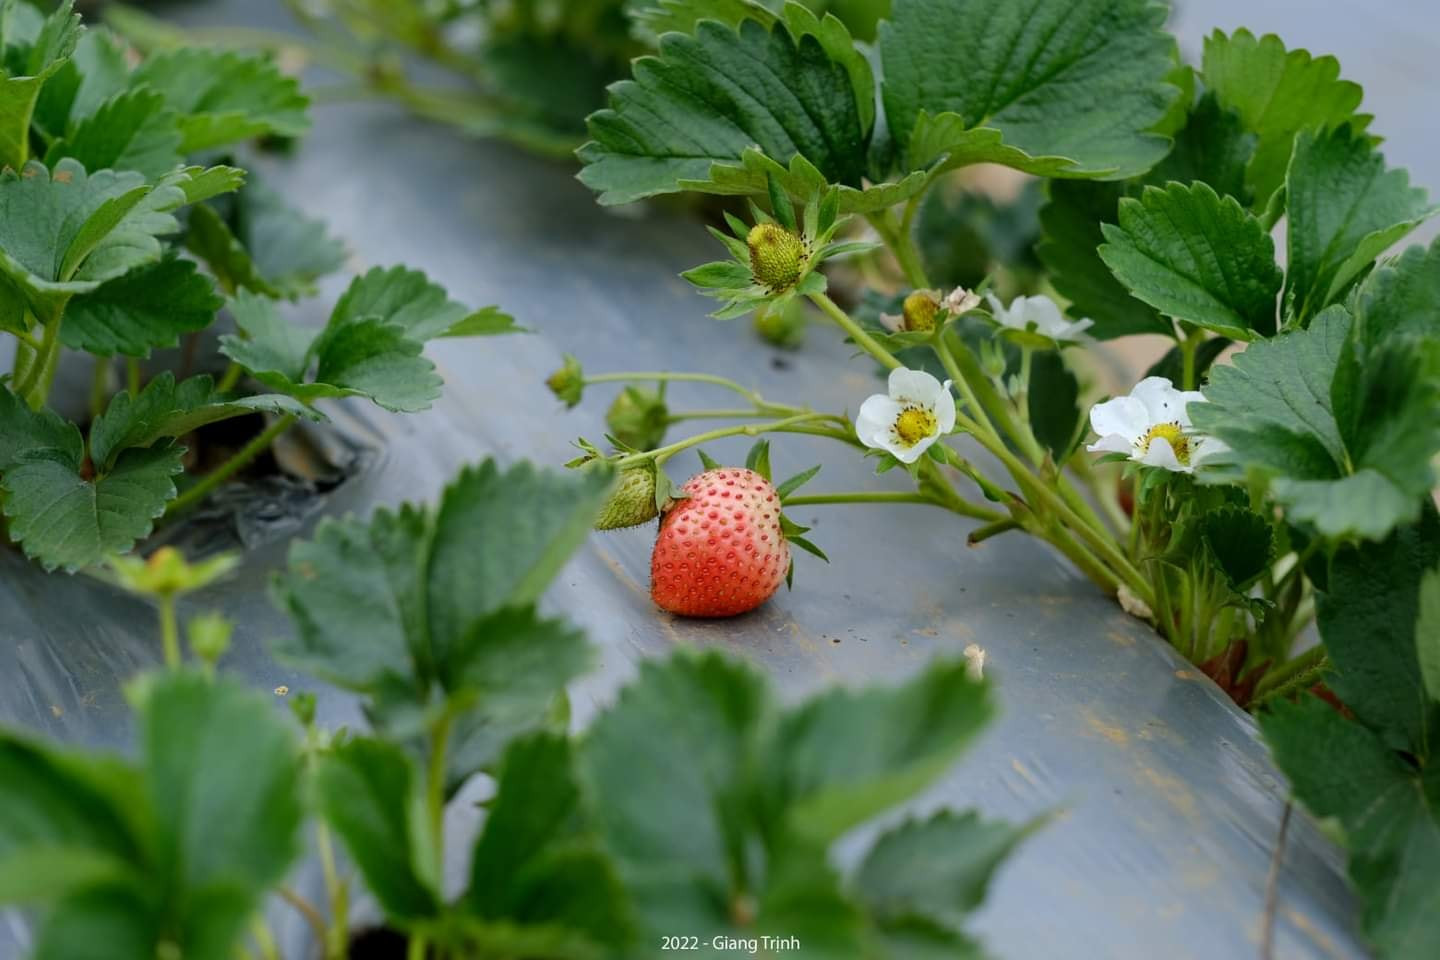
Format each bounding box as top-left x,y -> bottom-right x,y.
108,547 -> 239,599
753,301 -> 806,349
187,611 -> 233,667
607,386 -> 668,451
901,291 -> 941,332
595,466 -> 660,530
747,222 -> 807,292
546,354 -> 584,408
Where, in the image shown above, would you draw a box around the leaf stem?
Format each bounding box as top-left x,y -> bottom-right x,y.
618,413 -> 843,469
807,291 -> 901,370
89,356 -> 111,422
15,308 -> 64,409
165,413 -> 299,517
278,887 -> 328,948
425,709 -> 453,883
1253,644 -> 1330,703
783,490 -> 933,507
216,362 -> 244,394
866,204 -> 931,289
159,593 -> 180,669
967,518 -> 1019,545
127,358 -> 142,396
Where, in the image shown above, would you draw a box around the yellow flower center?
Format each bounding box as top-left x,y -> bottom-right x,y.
894,405 -> 937,446
901,291 -> 940,332
747,223 -> 807,292
1141,421 -> 1190,465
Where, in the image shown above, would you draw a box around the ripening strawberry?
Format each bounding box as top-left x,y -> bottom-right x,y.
650,467 -> 789,617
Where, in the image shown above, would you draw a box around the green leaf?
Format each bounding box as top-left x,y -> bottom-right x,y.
1198,505 -> 1274,590
88,370 -> 320,471
879,0 -> 1178,179
185,177 -> 345,301
1261,696 -> 1440,958
1317,505 -> 1440,755
856,810 -> 1035,929
0,385 -> 181,571
466,733 -> 632,949
310,316 -> 442,413
1027,351 -> 1082,461
44,87 -> 183,180
1037,181 -> 1168,340
1147,92 -> 1257,205
219,289 -> 315,385
442,306 -> 522,338
578,17 -> 866,205
745,438 -> 772,481
140,672 -> 304,945
1284,124 -> 1434,323
1194,306 -> 1440,541
1355,230 -> 1440,353
0,159 -> 185,317
328,265 -> 482,341
1098,181 -> 1282,339
1420,568 -> 1440,706
775,463 -> 821,500
1201,28 -> 1367,208
763,659 -> 993,842
62,256 -> 220,357
0,0 -> 78,171
129,47 -> 309,152
316,737 -> 439,923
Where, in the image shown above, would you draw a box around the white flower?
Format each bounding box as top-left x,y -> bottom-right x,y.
1086,376 -> 1226,473
985,292 -> 1093,343
856,367 -> 957,464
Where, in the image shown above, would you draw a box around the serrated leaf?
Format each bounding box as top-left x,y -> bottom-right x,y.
442,306 -> 522,337
316,737 -> 440,923
0,159 -> 186,317
1285,124 -> 1434,323
879,0 -> 1177,180
1357,235 -> 1440,352
44,87 -> 182,180
1099,181 -> 1282,339
466,733 -> 631,949
129,47 -> 309,152
578,17 -> 866,205
1317,505 -> 1440,755
1027,351 -> 1082,461
1194,306 -> 1440,541
762,659 -> 993,842
1147,92 -> 1257,205
1037,181 -> 1168,340
1198,505 -> 1274,590
62,256 -> 220,357
186,177 -> 343,300
88,370 -> 319,471
328,265 -> 480,341
1261,695 -> 1440,958
856,810 -> 1035,929
1419,568 -> 1440,705
0,0 -> 78,170
1201,28 -> 1368,208
0,385 -> 181,571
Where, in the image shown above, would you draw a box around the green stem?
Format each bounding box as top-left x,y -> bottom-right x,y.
407,935 -> 428,960
11,327 -> 42,352
585,371 -> 767,404
159,593 -> 180,669
783,491 -> 936,507
126,358 -> 142,396
216,362 -> 243,394
1179,329 -> 1202,391
1017,346 -> 1033,426
932,329 -> 1001,443
666,408 -> 781,422
967,517 -> 1019,545
317,822 -> 348,960
15,308 -> 64,409
250,917 -> 280,960
89,356 -> 111,421
165,414 -> 298,516
867,204 -> 930,289
426,710 -> 453,880
1252,646 -> 1330,706
808,292 -> 901,371
618,413 -> 840,469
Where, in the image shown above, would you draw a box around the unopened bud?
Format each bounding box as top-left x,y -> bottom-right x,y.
902,291 -> 941,332
595,466 -> 660,530
606,386 -> 668,451
747,222 -> 807,292
546,354 -> 584,408
187,611 -> 233,667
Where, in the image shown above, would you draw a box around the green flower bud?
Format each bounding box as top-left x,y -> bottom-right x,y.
606,385 -> 668,451
108,547 -> 240,599
902,291 -> 941,332
546,354 -> 585,408
595,466 -> 660,530
747,222 -> 807,292
753,300 -> 806,349
290,691 -> 318,728
187,611 -> 234,667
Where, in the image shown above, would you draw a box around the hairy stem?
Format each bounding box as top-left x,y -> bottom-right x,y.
1253,644 -> 1330,703
165,414 -> 299,516
619,413 -> 845,469
807,291 -> 901,371
867,203 -> 930,289
159,593 -> 180,669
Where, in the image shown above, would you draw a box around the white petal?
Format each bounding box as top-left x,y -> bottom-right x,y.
1190,435 -> 1229,466
887,366 -> 946,406
1089,395 -> 1150,443
855,394 -> 902,449
984,292 -> 1011,326
1021,295 -> 1066,335
933,380 -> 957,433
1173,390 -> 1208,427
879,311 -> 904,333
1130,376 -> 1188,424
1087,434 -> 1135,455
891,432 -> 937,464
1057,317 -> 1094,341
1138,437 -> 1191,473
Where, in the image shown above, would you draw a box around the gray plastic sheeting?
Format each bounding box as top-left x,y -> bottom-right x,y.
0,2 -> 1383,957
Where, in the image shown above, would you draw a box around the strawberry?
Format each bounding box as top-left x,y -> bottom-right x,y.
650,467 -> 789,617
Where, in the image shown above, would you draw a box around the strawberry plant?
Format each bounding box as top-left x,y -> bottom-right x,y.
546,1 -> 1440,953
0,458 -> 1034,959
0,1 -> 515,573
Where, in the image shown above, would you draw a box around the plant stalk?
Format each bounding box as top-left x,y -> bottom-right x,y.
165,414 -> 299,516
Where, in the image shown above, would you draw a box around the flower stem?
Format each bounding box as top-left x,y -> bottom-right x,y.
967,518 -> 1019,545
89,356 -> 111,421
783,491 -> 935,507
126,358 -> 142,396
426,708 -> 452,877
866,203 -> 930,289
159,593 -> 180,669
807,291 -> 901,370
165,414 -> 299,517
584,371 -> 767,403
620,413 -> 844,469
1252,646 -> 1330,707
216,361 -> 244,394
15,307 -> 65,409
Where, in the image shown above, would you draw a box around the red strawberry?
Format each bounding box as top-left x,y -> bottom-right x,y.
650,467 -> 789,617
